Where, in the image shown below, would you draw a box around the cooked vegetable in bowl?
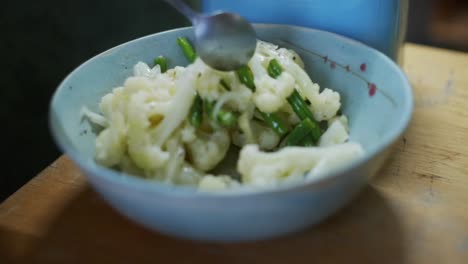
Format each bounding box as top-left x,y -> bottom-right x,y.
50,25 -> 412,241
82,37 -> 364,191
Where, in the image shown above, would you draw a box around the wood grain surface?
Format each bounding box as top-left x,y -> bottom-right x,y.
1,44 -> 467,264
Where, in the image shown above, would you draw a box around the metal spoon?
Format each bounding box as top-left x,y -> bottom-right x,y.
165,0 -> 257,71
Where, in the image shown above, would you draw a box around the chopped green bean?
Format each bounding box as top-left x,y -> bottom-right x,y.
267,59 -> 283,78
236,65 -> 256,91
286,91 -> 322,141
217,111 -> 238,128
301,137 -> 316,147
177,37 -> 197,63
267,60 -> 316,123
189,94 -> 203,128
268,59 -> 315,121
286,118 -> 321,146
203,99 -> 214,116
203,100 -> 237,128
267,59 -> 315,121
266,59 -> 323,141
259,112 -> 288,137
287,90 -> 314,121
154,56 -> 168,73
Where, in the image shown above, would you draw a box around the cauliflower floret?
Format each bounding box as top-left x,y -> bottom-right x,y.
213,86 -> 253,113
231,119 -> 280,150
134,61 -> 161,79
238,143 -> 364,188
198,175 -> 240,192
165,66 -> 186,81
81,106 -> 108,127
173,163 -> 204,186
278,47 -> 304,68
95,61 -> 197,172
99,87 -> 126,119
180,121 -> 197,143
262,51 -> 340,121
193,59 -> 254,113
287,70 -> 340,121
252,120 -> 280,150
306,144 -> 364,181
256,40 -> 279,56
152,63 -> 197,146
95,113 -> 126,166
256,40 -> 304,68
249,47 -> 295,113
215,71 -> 254,112
191,59 -> 224,101
94,86 -> 130,167
227,85 -> 253,112
125,86 -> 170,170
125,76 -> 171,101
89,41 -> 363,191
253,72 -> 295,113
311,88 -> 341,121
252,40 -> 340,121
119,154 -> 145,177
127,137 -> 170,171
159,133 -> 187,183
328,115 -> 349,131
237,111 -> 256,145
257,131 -> 280,150
186,129 -> 230,171
319,116 -> 349,147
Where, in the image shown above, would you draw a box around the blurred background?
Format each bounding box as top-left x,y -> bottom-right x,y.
1,0 -> 467,201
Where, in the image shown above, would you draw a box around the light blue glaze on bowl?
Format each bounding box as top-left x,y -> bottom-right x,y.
49,24 -> 413,242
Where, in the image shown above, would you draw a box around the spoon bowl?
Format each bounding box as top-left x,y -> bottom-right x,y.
165,0 -> 257,71
194,12 -> 257,71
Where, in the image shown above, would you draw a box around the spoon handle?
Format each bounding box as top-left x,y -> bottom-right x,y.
164,0 -> 199,23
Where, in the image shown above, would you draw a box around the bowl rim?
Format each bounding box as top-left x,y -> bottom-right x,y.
49,23 -> 414,198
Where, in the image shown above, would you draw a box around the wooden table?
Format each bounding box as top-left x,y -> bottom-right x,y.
1,44 -> 468,264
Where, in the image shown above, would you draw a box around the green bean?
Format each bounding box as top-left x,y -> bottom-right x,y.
189,94 -> 203,128
287,91 -> 322,142
203,100 -> 237,128
259,112 -> 289,137
287,90 -> 316,121
267,59 -> 315,122
286,118 -> 321,146
301,137 -> 316,147
154,56 -> 168,73
236,65 -> 256,91
266,59 -> 322,141
217,110 -> 238,128
267,60 -> 315,122
267,59 -> 283,78
177,37 -> 197,63
203,99 -> 214,116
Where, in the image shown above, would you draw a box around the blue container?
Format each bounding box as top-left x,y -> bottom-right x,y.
202,0 -> 408,61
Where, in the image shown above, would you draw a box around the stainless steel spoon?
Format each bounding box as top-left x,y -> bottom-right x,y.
165,0 -> 257,71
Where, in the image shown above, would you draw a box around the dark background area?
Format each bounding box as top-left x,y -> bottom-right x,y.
0,0 -> 190,201
1,0 -> 467,201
